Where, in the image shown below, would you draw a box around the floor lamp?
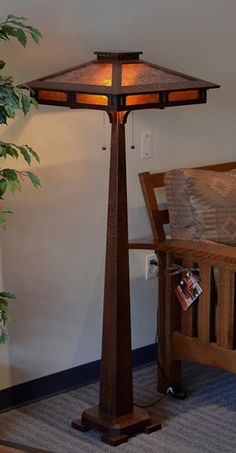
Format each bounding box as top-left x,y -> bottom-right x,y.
27,51 -> 219,445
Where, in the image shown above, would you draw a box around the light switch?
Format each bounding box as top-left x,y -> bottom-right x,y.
141,130 -> 153,159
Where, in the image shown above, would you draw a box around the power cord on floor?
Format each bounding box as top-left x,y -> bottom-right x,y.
134,393 -> 166,409
156,322 -> 188,400
134,326 -> 187,408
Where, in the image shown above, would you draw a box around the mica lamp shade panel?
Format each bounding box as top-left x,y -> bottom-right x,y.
43,63 -> 113,86
27,51 -> 219,111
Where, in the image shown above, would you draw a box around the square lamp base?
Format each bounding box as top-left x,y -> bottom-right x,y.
71,405 -> 162,446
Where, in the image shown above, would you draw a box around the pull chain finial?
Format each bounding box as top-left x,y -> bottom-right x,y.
131,111 -> 135,149
102,111 -> 107,151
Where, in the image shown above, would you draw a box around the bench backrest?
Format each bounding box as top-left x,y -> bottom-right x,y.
139,161 -> 236,242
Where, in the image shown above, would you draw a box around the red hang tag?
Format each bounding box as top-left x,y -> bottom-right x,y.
175,271 -> 203,311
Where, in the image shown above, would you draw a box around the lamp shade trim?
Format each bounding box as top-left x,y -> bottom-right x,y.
26,51 -> 220,111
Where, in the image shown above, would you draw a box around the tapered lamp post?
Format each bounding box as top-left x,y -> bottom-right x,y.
27,51 -> 219,445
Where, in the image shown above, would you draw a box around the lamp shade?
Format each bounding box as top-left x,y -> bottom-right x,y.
27,51 -> 220,111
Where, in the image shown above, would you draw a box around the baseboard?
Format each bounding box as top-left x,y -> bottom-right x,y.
0,343 -> 156,413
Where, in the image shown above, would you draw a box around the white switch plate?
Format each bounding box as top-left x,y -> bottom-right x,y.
141,130 -> 153,159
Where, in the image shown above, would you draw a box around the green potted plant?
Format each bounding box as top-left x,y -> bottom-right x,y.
0,14 -> 42,343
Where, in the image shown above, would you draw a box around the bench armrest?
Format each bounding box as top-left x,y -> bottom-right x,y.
129,237 -> 236,269
155,239 -> 236,270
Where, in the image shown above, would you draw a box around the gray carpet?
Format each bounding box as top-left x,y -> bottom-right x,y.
0,362 -> 235,453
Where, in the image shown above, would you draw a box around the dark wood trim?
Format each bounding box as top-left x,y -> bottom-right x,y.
0,343 -> 157,413
0,439 -> 51,453
129,238 -> 158,249
28,79 -> 218,96
173,332 -> 236,373
150,161 -> 236,188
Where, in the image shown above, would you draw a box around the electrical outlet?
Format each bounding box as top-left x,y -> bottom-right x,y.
145,254 -> 158,280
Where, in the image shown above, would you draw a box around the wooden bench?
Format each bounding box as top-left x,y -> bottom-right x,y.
129,161 -> 236,393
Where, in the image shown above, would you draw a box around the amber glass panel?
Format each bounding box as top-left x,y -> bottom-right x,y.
168,90 -> 199,102
122,63 -> 188,86
44,63 -> 112,86
38,90 -> 67,102
126,93 -> 160,105
76,93 -> 108,105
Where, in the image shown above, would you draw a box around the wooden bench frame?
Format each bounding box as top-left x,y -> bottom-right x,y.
129,161 -> 236,393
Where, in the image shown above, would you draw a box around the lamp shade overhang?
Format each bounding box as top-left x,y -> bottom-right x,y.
26,51 -> 220,111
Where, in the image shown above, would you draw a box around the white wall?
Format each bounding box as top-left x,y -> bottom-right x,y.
0,0 -> 235,389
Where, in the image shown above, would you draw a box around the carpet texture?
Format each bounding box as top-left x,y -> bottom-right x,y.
0,362 -> 235,452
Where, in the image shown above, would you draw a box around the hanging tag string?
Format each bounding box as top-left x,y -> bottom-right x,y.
165,263 -> 200,277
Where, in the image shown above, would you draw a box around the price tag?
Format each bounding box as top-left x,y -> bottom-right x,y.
175,271 -> 203,311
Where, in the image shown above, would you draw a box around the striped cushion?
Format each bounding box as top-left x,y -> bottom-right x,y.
164,168 -> 236,245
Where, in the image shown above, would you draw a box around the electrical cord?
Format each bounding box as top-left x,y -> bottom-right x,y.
134,301 -> 187,408
134,359 -> 187,409
157,357 -> 187,400
156,321 -> 188,400
134,393 -> 166,409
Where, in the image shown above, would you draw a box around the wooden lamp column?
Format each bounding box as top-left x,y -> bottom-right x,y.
72,110 -> 161,445
26,50 -> 219,445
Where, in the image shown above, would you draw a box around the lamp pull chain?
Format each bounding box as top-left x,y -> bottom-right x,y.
102,111 -> 107,151
131,111 -> 135,149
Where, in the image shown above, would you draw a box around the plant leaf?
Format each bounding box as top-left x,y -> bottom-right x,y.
7,15 -> 27,21
0,144 -> 18,158
0,217 -> 6,229
19,146 -> 31,165
1,168 -> 18,180
0,178 -> 7,198
31,31 -> 40,44
16,28 -> 27,47
0,145 -> 7,158
21,94 -> 31,115
26,171 -> 41,188
0,292 -> 16,299
9,179 -> 21,193
0,330 -> 9,344
27,146 -> 40,163
4,104 -> 15,118
30,96 -> 39,109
